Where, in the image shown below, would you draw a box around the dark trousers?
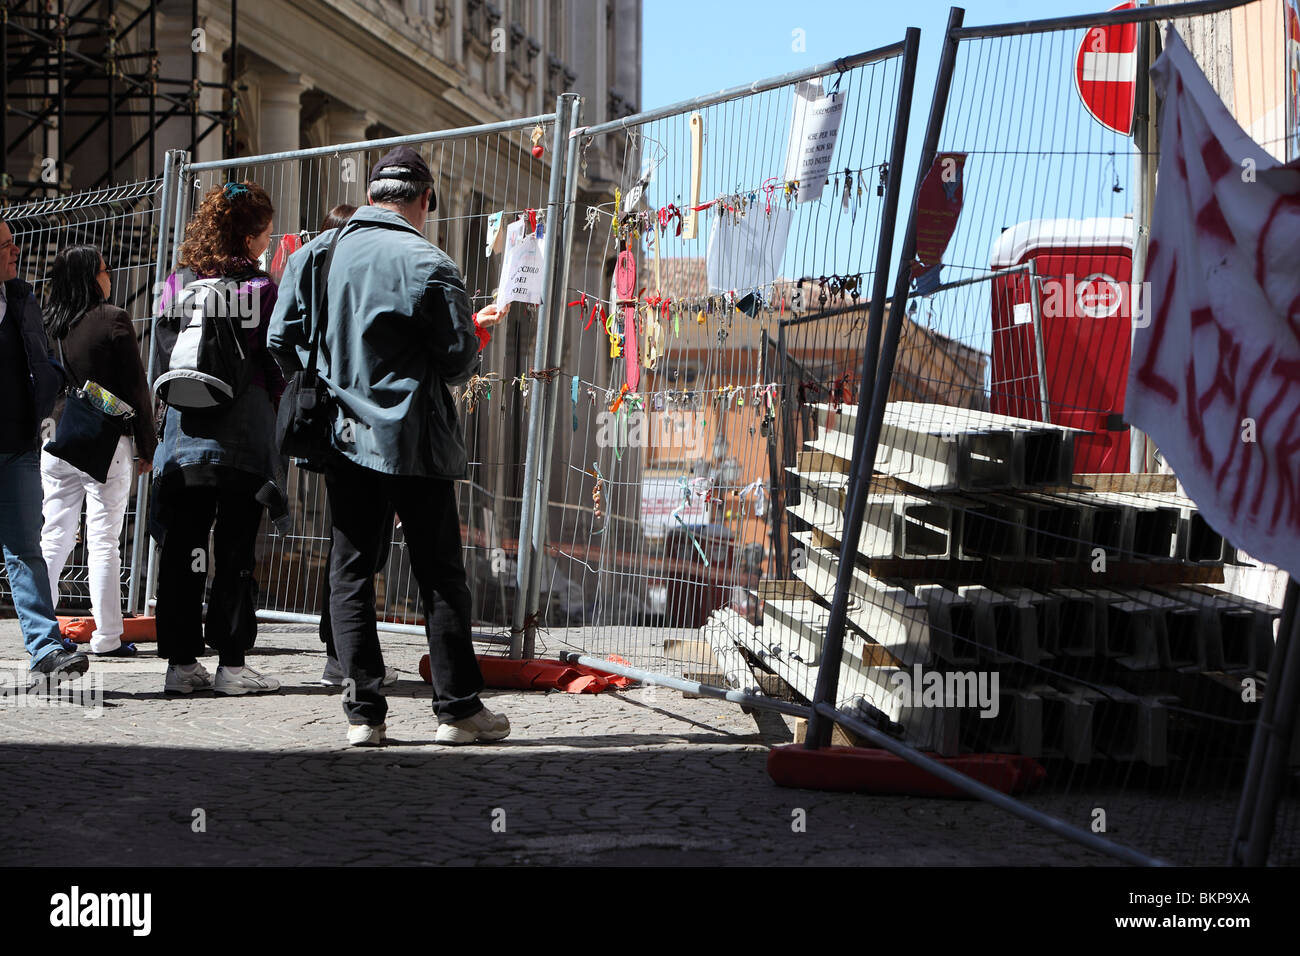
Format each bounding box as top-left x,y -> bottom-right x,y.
156,476 -> 264,667
320,505 -> 393,665
324,454 -> 484,726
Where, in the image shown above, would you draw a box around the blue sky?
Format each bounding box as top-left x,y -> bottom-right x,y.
637,0 -> 1146,357
643,1 -> 1130,114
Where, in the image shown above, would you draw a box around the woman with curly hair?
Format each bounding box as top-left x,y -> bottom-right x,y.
151,180 -> 287,696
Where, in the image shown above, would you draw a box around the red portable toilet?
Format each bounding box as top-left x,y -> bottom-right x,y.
989,217 -> 1135,473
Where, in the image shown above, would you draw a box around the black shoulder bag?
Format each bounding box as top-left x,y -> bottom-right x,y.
276,227 -> 344,473
44,335 -> 133,483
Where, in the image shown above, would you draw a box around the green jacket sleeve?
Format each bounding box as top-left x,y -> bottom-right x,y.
423,263 -> 481,387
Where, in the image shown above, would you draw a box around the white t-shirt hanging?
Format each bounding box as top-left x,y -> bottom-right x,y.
706,206 -> 792,294
783,78 -> 847,203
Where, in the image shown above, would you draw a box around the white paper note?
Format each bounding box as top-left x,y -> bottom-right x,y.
783,79 -> 847,203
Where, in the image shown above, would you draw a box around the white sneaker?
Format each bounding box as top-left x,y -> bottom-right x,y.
435,706 -> 511,745
382,666 -> 399,687
346,723 -> 387,747
212,665 -> 281,696
164,662 -> 213,694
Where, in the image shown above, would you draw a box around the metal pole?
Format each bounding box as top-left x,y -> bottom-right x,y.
1027,259 -> 1052,422
190,0 -> 199,156
511,95 -> 575,658
2,2 -> 8,200
148,3 -> 156,181
555,652 -> 1163,866
107,0 -> 116,185
126,148 -> 180,616
186,112 -> 557,171
1130,13 -> 1160,474
805,24 -> 925,749
254,609 -> 510,645
817,700 -> 1165,865
951,0 -> 1256,40
1232,579 -> 1299,865
582,40 -> 908,138
227,0 -> 236,160
522,94 -> 583,655
559,652 -> 812,719
56,0 -> 65,194
143,151 -> 193,614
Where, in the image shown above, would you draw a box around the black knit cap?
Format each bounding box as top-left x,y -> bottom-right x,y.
369,146 -> 437,212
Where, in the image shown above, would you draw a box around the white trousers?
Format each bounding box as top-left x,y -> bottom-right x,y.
40,435 -> 134,652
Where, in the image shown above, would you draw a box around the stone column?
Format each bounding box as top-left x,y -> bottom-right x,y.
247,68 -> 311,234
155,7 -> 231,167
323,105 -> 376,214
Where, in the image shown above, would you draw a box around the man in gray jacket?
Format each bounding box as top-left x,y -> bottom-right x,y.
269,147 -> 508,747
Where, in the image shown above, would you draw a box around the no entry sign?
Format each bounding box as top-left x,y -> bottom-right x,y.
1075,1 -> 1138,135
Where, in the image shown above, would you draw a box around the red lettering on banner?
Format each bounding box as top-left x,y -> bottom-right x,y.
1270,410 -> 1300,529
1220,348 -> 1273,517
1136,257 -> 1179,403
1200,136 -> 1233,182
1196,195 -> 1233,242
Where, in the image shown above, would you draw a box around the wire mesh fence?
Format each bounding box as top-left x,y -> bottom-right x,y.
523,41 -> 917,684
0,178 -> 166,615
157,116 -> 566,646
799,0 -> 1299,866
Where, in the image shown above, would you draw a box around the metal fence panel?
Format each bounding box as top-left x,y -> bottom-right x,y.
813,0 -> 1298,866
528,40 -> 920,693
0,178 -> 168,617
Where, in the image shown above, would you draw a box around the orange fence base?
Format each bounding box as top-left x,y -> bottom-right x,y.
58,615 -> 158,643
418,654 -> 634,694
767,744 -> 1046,798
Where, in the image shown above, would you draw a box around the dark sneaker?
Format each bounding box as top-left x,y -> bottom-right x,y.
33,649 -> 90,679
94,642 -> 138,658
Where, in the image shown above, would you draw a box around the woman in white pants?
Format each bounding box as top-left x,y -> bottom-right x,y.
40,245 -> 156,657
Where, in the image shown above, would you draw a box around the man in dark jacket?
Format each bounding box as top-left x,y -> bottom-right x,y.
269,147 -> 509,747
0,220 -> 90,681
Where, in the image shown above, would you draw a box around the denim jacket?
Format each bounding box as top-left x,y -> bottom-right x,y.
150,269 -> 290,542
267,206 -> 480,479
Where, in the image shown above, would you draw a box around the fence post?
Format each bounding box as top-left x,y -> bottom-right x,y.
511,95 -> 578,659
1231,578 -> 1299,864
126,149 -> 180,615
142,150 -> 193,616
521,94 -> 584,657
804,16 -> 949,749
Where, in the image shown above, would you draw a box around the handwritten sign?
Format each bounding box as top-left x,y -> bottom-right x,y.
783,79 -> 846,203
496,232 -> 546,309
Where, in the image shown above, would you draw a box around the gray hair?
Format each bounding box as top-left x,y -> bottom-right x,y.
368,177 -> 433,205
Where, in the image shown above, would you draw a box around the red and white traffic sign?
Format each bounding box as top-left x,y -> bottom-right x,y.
1074,1 -> 1138,135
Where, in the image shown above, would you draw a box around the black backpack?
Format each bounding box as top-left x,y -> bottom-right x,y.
153,268 -> 263,410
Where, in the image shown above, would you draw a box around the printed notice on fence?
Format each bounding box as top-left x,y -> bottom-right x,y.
783,79 -> 846,203
496,218 -> 546,309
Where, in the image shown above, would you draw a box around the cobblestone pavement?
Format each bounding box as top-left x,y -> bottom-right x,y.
0,618 -> 1262,866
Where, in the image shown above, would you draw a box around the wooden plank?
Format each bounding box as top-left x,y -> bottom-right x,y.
1035,474 -> 1179,494
798,450 -> 850,475
860,556 -> 1225,587
757,579 -> 816,601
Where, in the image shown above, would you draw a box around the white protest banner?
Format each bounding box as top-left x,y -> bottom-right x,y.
1126,30 -> 1300,579
495,233 -> 546,309
783,78 -> 846,203
706,206 -> 792,293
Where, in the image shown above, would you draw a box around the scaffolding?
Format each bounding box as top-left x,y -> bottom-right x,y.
2,0 -> 239,204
